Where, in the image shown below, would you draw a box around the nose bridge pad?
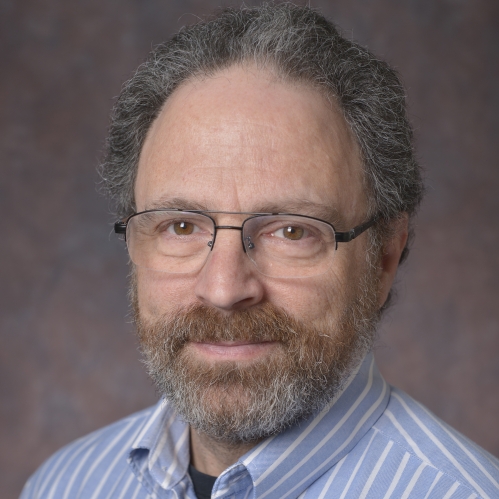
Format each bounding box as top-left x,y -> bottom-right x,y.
241,220 -> 253,254
244,235 -> 254,251
242,230 -> 257,272
207,230 -> 216,251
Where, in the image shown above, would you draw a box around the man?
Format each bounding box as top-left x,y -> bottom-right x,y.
21,4 -> 499,498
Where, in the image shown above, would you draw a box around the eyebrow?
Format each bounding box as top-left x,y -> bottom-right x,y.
146,197 -> 344,227
147,197 -> 210,212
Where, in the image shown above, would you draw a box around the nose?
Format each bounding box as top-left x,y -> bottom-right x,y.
194,227 -> 264,311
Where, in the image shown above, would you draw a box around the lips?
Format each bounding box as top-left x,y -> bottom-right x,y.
189,340 -> 279,360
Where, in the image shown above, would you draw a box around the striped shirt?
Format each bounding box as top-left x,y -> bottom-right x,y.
21,354 -> 499,498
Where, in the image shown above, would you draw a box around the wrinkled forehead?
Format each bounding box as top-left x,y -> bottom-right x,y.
135,66 -> 366,224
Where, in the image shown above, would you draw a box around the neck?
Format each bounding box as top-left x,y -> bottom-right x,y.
190,427 -> 261,476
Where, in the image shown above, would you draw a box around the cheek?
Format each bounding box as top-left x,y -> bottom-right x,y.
289,249 -> 367,323
136,270 -> 197,318
263,268 -> 349,325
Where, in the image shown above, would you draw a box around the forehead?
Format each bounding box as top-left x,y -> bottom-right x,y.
135,66 -> 365,223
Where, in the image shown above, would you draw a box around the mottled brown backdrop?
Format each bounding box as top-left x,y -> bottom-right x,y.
1,1 -> 498,497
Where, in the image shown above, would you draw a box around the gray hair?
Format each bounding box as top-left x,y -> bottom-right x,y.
100,3 -> 423,259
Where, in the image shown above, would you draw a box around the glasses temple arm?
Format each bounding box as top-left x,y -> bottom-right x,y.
335,217 -> 377,243
114,221 -> 127,234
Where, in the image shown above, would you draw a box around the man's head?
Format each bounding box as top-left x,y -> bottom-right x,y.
102,4 -> 423,443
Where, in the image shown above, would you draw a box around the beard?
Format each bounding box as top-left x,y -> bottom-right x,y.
133,265 -> 381,445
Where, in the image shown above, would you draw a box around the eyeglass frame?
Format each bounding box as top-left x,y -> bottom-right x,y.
114,208 -> 377,254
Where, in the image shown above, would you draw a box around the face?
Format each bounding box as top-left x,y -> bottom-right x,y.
133,66 -> 383,442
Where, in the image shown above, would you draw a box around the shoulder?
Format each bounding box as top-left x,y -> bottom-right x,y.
20,405 -> 156,499
371,386 -> 499,498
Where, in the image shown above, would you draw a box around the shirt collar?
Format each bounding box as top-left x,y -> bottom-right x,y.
129,353 -> 389,499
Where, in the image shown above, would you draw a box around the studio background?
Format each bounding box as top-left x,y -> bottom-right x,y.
1,1 -> 498,498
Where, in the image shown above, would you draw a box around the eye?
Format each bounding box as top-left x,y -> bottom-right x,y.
168,221 -> 196,235
275,226 -> 305,240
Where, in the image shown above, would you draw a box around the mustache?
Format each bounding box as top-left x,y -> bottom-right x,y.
136,303 -> 306,349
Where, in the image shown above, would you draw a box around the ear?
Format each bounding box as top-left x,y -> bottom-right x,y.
377,214 -> 409,308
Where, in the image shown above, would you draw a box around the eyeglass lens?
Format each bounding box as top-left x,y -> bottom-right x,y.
126,211 -> 337,277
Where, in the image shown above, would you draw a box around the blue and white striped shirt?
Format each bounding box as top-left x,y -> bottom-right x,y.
21,354 -> 499,498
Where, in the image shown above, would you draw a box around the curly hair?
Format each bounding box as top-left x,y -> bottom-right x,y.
100,3 -> 423,264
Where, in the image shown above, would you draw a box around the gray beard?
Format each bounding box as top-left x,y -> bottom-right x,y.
133,269 -> 380,444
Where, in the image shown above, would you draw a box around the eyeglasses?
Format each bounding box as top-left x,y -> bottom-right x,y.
114,209 -> 376,278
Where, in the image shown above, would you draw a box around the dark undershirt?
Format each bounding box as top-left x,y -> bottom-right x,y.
189,464 -> 217,499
